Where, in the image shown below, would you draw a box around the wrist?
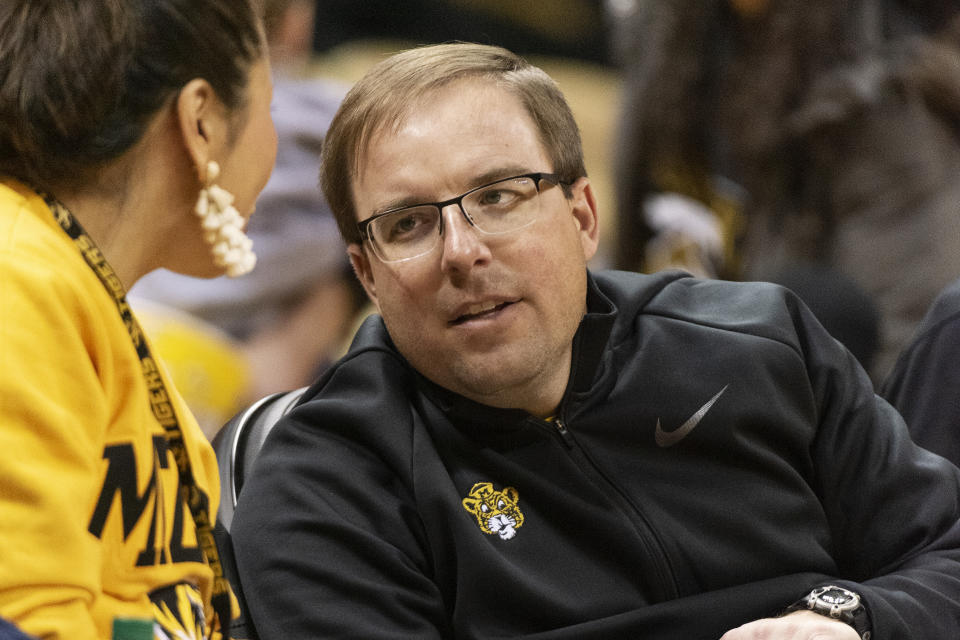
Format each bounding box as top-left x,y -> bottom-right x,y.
784,585 -> 871,639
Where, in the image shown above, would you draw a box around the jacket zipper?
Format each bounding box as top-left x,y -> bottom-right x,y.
538,414 -> 680,601
552,417 -> 575,448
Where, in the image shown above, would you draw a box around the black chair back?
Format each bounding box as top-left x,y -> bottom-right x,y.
211,387 -> 307,640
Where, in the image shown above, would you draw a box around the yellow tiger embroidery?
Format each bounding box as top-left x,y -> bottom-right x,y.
461,482 -> 524,540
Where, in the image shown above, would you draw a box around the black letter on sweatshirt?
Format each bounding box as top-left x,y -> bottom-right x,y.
88,443 -> 157,539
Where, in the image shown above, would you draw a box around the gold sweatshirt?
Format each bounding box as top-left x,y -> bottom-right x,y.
0,180 -> 225,639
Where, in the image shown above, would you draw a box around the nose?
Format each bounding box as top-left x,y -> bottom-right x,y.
439,203 -> 491,274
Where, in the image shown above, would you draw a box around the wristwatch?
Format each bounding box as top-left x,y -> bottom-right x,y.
785,585 -> 871,639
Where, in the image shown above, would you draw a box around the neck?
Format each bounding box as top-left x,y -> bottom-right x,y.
48,129 -> 195,290
456,350 -> 572,419
45,108 -> 198,289
54,185 -> 152,291
515,363 -> 570,419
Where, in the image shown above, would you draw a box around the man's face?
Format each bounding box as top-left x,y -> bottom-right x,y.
348,78 -> 599,416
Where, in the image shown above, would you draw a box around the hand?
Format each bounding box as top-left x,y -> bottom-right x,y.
719,610 -> 860,639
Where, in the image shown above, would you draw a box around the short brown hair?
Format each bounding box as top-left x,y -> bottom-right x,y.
320,42 -> 586,245
0,0 -> 265,189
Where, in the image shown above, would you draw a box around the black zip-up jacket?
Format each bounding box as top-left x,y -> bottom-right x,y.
232,270 -> 960,639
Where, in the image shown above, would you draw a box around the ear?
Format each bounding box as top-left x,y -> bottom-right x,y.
347,243 -> 380,309
567,177 -> 600,261
175,78 -> 229,181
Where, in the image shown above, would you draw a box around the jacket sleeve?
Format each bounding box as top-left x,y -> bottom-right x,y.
793,290 -> 960,638
0,258 -> 107,639
230,354 -> 449,639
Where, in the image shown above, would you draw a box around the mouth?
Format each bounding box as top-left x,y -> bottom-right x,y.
449,299 -> 518,325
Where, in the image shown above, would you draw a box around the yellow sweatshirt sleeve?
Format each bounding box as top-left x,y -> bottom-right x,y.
0,251 -> 109,639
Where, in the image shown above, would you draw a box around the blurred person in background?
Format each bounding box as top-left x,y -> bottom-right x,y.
308,0 -> 610,64
263,0 -> 318,68
882,274 -> 960,467
611,0 -> 960,382
0,1 -> 276,637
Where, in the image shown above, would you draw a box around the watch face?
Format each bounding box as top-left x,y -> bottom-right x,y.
812,586 -> 861,615
796,586 -> 864,628
821,589 -> 855,605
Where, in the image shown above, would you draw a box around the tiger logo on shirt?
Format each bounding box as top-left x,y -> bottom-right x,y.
462,482 -> 525,540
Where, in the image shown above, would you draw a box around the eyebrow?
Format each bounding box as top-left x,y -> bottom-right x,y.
370,165 -> 534,216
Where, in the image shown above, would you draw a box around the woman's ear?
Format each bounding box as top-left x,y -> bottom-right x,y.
175,78 -> 228,180
567,177 -> 600,261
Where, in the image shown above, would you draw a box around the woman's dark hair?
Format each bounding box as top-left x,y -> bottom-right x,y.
0,0 -> 265,188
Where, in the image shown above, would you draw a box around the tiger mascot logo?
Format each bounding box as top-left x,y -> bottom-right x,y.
461,482 -> 525,540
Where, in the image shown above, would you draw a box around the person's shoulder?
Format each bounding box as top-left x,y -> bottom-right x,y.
0,181 -> 88,275
597,269 -> 792,318
0,199 -> 100,316
299,314 -> 416,407
260,315 -> 422,469
0,188 -> 122,368
919,277 -> 960,331
883,276 -> 960,387
591,268 -> 690,312
1,181 -> 54,253
597,269 -> 805,343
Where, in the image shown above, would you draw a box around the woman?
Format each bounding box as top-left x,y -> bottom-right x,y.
0,1 -> 276,638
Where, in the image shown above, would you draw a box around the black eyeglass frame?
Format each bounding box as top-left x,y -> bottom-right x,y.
356,172 -> 566,246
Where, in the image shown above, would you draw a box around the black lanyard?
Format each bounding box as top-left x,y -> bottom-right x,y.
41,192 -> 233,638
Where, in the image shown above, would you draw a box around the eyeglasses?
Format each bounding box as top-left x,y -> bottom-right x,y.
357,172 -> 564,263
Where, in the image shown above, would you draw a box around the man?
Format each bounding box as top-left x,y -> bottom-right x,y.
231,43 -> 960,639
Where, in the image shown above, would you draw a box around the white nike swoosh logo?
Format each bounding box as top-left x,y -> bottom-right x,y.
654,385 -> 729,448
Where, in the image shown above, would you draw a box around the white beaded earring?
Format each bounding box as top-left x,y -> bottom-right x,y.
195,160 -> 257,277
